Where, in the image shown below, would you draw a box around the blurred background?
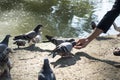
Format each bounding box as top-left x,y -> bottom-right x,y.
0,0 -> 119,40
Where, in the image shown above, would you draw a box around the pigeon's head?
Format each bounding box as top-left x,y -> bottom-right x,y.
34,24 -> 43,32
45,35 -> 54,41
1,34 -> 11,45
71,41 -> 76,47
67,39 -> 75,42
6,35 -> 11,38
43,58 -> 51,69
44,58 -> 49,64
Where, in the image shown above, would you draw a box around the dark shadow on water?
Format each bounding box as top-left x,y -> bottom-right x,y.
51,53 -> 81,68
76,52 -> 120,68
13,44 -> 52,52
51,52 -> 120,68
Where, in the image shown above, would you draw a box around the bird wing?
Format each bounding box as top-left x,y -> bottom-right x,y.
0,44 -> 7,53
60,42 -> 73,52
54,39 -> 64,46
25,31 -> 37,39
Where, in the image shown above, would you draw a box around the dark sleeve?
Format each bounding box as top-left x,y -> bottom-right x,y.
97,0 -> 120,33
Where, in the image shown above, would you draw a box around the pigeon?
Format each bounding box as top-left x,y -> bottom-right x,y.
13,39 -> 26,48
91,21 -> 96,30
44,35 -> 75,46
0,35 -> 11,56
50,41 -> 76,58
113,22 -> 120,37
13,24 -> 43,43
38,58 -> 56,80
0,48 -> 12,74
0,35 -> 12,75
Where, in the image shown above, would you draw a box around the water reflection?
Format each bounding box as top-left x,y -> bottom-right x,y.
0,0 -> 118,40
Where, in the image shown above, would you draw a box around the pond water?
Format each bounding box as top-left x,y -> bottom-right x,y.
0,0 -> 119,40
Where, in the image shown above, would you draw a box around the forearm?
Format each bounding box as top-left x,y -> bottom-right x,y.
97,0 -> 120,33
87,28 -> 103,42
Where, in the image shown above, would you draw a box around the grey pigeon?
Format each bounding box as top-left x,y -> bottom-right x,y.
13,39 -> 26,48
44,35 -> 75,46
0,35 -> 11,55
51,41 -> 76,58
38,58 -> 56,80
13,25 -> 43,43
0,35 -> 12,75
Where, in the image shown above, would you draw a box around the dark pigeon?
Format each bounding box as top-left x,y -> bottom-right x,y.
0,35 -> 12,76
0,35 -> 11,54
38,58 -> 56,80
44,35 -> 75,46
13,39 -> 26,48
51,41 -> 76,58
13,25 -> 43,43
0,35 -> 11,46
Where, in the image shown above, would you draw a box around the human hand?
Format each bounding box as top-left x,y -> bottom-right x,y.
74,38 -> 90,49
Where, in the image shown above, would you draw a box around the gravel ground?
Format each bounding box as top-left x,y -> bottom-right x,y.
2,36 -> 120,80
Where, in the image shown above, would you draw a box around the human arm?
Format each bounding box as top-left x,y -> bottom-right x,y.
74,0 -> 120,49
74,28 -> 103,49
